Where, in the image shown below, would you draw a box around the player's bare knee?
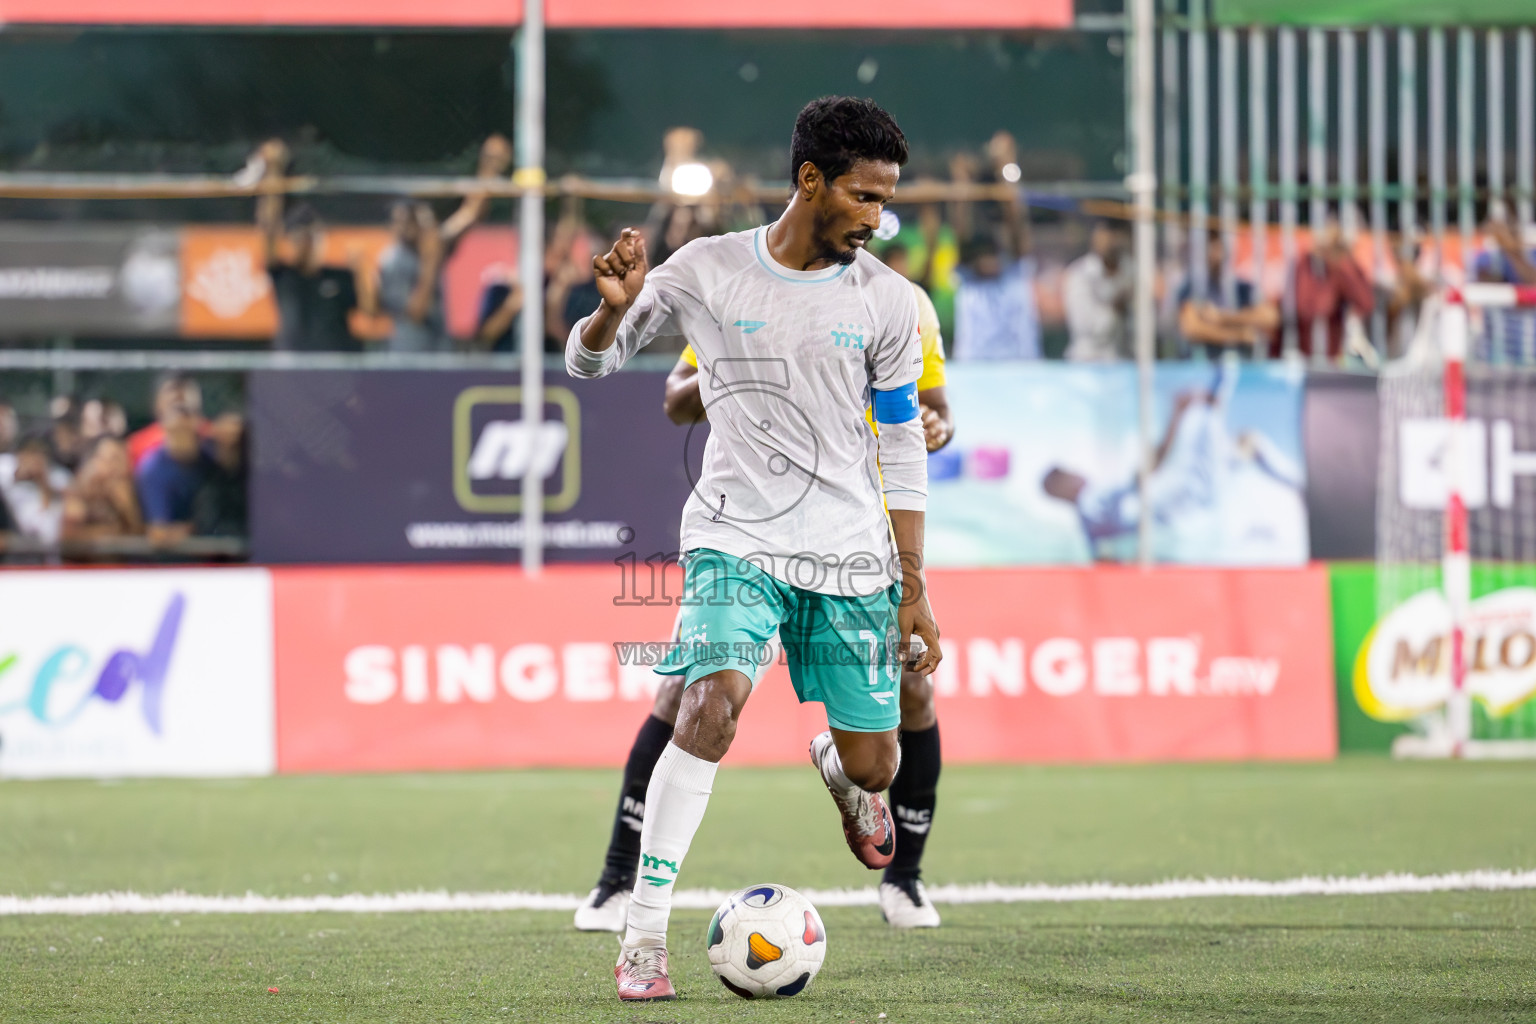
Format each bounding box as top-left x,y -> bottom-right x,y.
652,678 -> 685,725
672,671 -> 751,761
898,670 -> 936,731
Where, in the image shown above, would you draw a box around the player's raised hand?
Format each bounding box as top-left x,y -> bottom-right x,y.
594,228 -> 649,312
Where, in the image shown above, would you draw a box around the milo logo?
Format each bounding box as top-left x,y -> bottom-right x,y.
1354,587 -> 1536,721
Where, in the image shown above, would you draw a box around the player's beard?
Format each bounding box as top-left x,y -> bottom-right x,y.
837,233 -> 870,266
812,211 -> 866,267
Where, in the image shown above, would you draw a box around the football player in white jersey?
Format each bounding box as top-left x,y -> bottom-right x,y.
573,285 -> 954,936
567,96 -> 942,1002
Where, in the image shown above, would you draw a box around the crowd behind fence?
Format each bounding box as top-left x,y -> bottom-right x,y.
5,122 -> 1536,566
0,373 -> 246,564
6,131 -> 1536,371
10,15 -> 1536,564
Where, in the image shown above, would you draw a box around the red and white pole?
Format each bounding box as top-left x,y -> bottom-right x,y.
1440,299 -> 1472,755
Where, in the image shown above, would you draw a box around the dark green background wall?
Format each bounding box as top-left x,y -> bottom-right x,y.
0,29 -> 1126,181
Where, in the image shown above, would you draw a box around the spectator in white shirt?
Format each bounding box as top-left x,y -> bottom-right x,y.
0,435 -> 69,547
1063,220 -> 1135,362
953,183 -> 1038,361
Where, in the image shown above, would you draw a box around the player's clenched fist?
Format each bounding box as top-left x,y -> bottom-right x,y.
594,227 -> 649,312
920,404 -> 950,452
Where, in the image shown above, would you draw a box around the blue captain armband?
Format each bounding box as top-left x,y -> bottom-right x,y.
872,382 -> 919,424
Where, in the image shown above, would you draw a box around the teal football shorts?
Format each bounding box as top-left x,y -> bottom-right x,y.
656,548 -> 903,733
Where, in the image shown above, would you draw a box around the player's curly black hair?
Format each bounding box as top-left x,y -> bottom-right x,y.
790,96 -> 909,187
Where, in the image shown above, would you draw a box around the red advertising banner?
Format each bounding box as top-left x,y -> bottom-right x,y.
0,0 -> 1070,27
923,566 -> 1336,761
273,564 -> 1336,773
0,0 -> 527,25
545,0 -> 1072,29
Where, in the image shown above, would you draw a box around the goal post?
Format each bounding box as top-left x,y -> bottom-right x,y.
1372,286 -> 1536,760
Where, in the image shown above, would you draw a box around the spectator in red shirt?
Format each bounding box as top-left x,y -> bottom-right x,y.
128,373 -> 206,470
1281,217 -> 1375,361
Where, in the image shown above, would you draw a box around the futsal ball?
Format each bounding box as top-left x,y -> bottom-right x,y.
705,883 -> 827,999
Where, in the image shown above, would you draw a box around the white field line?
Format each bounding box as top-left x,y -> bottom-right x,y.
3,870 -> 1536,916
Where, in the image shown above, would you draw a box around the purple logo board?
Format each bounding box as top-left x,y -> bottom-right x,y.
250,370 -> 693,564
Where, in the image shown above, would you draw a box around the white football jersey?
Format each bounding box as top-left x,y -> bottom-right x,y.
568,227 -> 924,597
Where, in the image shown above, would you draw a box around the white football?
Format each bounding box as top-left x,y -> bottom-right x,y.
705,883 -> 827,999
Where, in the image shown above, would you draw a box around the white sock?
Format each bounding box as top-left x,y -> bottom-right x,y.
624,742 -> 718,946
820,740 -> 856,793
820,735 -> 900,795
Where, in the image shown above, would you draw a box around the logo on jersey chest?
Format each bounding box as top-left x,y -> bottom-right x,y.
830,322 -> 866,350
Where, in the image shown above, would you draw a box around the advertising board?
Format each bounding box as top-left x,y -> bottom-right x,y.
0,569 -> 274,778
272,564 -> 1336,771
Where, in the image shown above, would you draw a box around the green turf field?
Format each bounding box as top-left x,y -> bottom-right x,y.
4,759 -> 1535,1022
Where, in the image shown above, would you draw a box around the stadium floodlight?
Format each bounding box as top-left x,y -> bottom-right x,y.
670,162 -> 714,197
1000,162 -> 1022,183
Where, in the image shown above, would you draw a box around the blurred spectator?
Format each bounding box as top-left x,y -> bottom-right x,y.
136,407 -> 218,547
647,128 -> 715,266
63,436 -> 142,542
474,265 -> 525,352
656,127 -> 704,191
48,398 -> 86,473
378,201 -> 448,351
0,435 -> 69,547
0,401 -> 16,454
254,140 -> 375,353
193,412 -> 248,537
0,482 -> 16,537
648,203 -> 712,269
376,133 -> 512,353
1474,219 -> 1536,363
1384,233 -> 1433,359
0,408 -> 16,515
953,184 -> 1038,361
1063,220 -> 1135,362
1287,217 -> 1374,362
80,398 -> 128,443
644,127 -> 761,268
128,373 -> 206,470
879,241 -> 917,281
875,199 -> 943,288
0,404 -> 19,539
544,215 -> 609,353
1177,235 -> 1279,358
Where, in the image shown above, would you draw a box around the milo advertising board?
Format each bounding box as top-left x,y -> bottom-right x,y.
1332,564 -> 1536,750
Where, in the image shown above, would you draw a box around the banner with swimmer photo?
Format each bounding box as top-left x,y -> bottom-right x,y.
926,361 -> 1309,567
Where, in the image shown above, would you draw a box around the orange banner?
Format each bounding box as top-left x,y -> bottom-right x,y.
272,564 -> 1336,772
180,226 -> 393,341
179,224 -> 512,342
